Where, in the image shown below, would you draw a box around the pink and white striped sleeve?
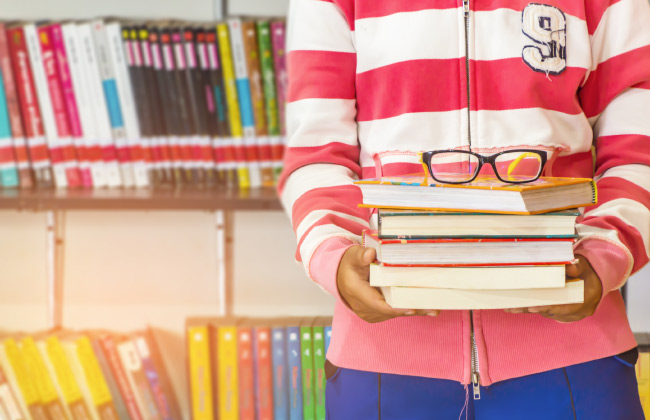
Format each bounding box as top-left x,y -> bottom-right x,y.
575,0 -> 650,298
278,0 -> 370,295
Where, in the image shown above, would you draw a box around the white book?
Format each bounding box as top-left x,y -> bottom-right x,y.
116,340 -> 158,420
228,18 -> 262,188
382,280 -> 584,310
90,19 -> 134,188
369,263 -> 567,289
24,23 -> 68,189
105,22 -> 148,188
62,23 -> 107,189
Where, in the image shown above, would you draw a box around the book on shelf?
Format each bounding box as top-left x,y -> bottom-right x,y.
354,174 -> 597,214
637,333 -> 650,417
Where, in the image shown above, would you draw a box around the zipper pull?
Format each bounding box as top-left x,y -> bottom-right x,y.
472,372 -> 481,400
463,0 -> 470,17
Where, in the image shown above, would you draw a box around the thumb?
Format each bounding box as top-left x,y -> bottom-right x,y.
361,247 -> 377,266
566,257 -> 587,278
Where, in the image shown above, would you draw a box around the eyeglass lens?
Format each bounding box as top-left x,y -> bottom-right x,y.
428,151 -> 543,183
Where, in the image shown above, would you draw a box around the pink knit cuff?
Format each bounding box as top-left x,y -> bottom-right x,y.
573,237 -> 631,306
308,236 -> 359,299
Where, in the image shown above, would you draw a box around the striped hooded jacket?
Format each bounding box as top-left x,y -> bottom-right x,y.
279,0 -> 650,385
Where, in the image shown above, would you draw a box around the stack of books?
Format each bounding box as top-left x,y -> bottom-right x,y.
0,17 -> 287,190
187,316 -> 332,420
0,327 -> 181,420
354,174 -> 598,310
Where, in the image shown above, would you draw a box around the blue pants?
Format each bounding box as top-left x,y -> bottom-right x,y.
325,351 -> 645,419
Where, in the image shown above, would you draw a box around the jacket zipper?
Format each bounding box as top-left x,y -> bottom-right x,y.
464,0 -> 480,400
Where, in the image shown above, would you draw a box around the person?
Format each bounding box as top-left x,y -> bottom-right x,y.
278,0 -> 650,418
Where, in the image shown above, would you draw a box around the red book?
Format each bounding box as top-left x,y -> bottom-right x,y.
98,335 -> 144,420
38,25 -> 82,188
6,26 -> 53,188
238,327 -> 255,420
254,327 -> 274,420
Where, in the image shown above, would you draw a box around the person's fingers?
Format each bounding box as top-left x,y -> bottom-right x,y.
413,309 -> 440,317
565,258 -> 587,278
361,247 -> 377,266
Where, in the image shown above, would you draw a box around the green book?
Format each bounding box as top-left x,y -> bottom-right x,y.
256,21 -> 281,179
312,326 -> 326,420
300,326 -> 315,420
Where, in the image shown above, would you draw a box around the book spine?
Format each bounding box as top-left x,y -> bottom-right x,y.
105,23 -> 148,188
61,23 -> 108,189
97,337 -> 142,420
311,328 -> 326,420
186,326 -> 213,420
205,29 -> 237,188
0,364 -> 26,420
237,328 -> 255,420
77,23 -> 121,188
74,337 -> 119,420
217,327 -> 239,420
44,337 -> 92,420
24,23 -> 68,188
20,338 -> 69,420
299,327 -> 315,420
323,327 -> 332,354
256,21 -> 281,181
216,23 -> 249,189
116,341 -> 162,420
89,340 -> 130,420
143,329 -> 181,420
7,26 -> 53,188
3,339 -> 49,420
227,18 -> 261,188
271,328 -> 289,420
286,327 -> 302,420
638,350 -> 650,417
242,21 -> 274,187
38,25 -> 82,189
270,21 -> 287,170
49,24 -> 93,188
133,337 -> 171,420
253,328 -> 273,420
0,53 -> 19,188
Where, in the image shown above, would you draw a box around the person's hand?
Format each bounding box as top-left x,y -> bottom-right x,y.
337,245 -> 440,323
504,256 -> 602,322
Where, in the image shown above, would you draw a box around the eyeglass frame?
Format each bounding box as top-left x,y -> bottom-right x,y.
419,149 -> 548,185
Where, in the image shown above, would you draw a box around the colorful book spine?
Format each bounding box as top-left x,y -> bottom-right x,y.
49,24 -> 92,188
21,338 -> 69,420
299,327 -> 315,420
216,327 -> 239,420
271,328 -> 289,420
286,327 -> 302,420
3,339 -> 48,420
187,326 -> 213,420
216,23 -> 249,189
38,25 -> 82,188
256,21 -> 281,181
0,57 -> 19,187
97,336 -> 142,420
312,327 -> 326,420
0,364 -> 25,420
7,26 -> 53,188
227,18 -> 261,188
89,339 -> 131,420
133,337 -> 171,420
638,350 -> 650,417
115,340 -> 161,420
253,328 -> 273,420
142,329 -> 181,420
61,23 -> 107,189
74,337 -> 120,420
43,337 -> 92,420
237,328 -> 255,420
77,22 -> 122,188
0,24 -> 33,189
270,21 -> 287,168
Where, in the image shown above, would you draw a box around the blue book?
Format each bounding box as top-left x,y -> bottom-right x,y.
324,326 -> 332,353
271,327 -> 290,420
0,68 -> 18,188
286,326 -> 303,420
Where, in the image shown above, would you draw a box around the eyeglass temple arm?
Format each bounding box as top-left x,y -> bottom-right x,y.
419,153 -> 430,186
507,152 -> 539,175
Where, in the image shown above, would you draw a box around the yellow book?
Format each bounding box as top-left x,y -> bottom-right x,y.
216,22 -> 250,189
3,339 -> 47,420
187,326 -> 213,420
637,351 -> 650,417
216,326 -> 239,420
41,337 -> 92,420
0,343 -> 32,420
74,337 -> 118,420
21,338 -> 69,420
0,357 -> 27,420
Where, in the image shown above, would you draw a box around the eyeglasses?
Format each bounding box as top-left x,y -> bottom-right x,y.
420,149 -> 548,184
